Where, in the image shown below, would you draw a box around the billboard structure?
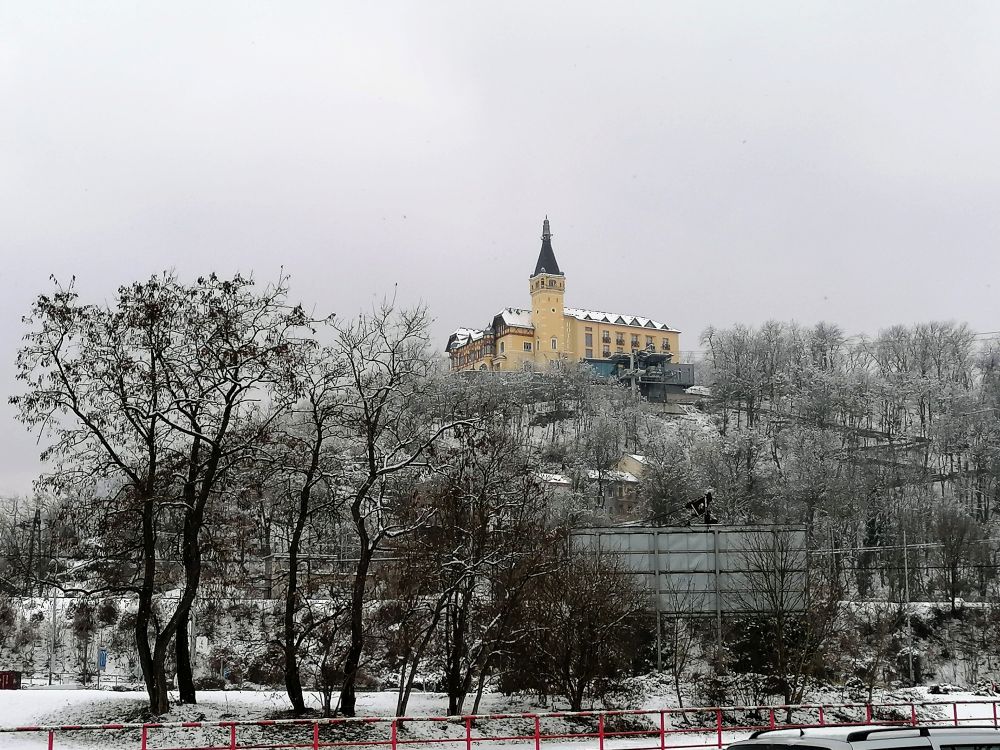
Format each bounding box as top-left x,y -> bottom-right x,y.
570,524 -> 809,664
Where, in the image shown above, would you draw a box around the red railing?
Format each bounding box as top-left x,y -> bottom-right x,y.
1,699 -> 998,750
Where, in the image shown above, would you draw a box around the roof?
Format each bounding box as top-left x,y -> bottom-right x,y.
446,327 -> 487,351
537,472 -> 572,486
531,217 -> 562,277
564,307 -> 680,332
494,308 -> 534,329
585,469 -> 639,483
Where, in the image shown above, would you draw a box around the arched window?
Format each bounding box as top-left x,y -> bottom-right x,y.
550,337 -> 557,350
499,341 -> 505,354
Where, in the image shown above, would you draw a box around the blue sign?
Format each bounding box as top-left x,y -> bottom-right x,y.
97,648 -> 108,671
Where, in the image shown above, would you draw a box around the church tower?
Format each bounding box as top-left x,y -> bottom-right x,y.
529,216 -> 568,367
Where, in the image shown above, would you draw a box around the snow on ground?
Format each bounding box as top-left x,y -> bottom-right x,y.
2,686 -> 999,750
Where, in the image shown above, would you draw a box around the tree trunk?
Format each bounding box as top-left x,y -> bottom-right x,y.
284,527 -> 306,713
175,609 -> 196,704
397,605 -> 444,716
175,483 -> 202,705
339,534 -> 373,717
136,495 -> 165,714
283,445 -> 319,715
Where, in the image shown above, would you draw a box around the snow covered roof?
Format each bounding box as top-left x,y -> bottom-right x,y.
449,303 -> 678,353
564,307 -> 679,332
585,469 -> 639,483
493,307 -> 534,329
447,327 -> 487,351
537,472 -> 572,486
685,385 -> 712,396
625,454 -> 647,464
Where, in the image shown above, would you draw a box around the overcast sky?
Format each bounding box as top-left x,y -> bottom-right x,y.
2,2 -> 999,495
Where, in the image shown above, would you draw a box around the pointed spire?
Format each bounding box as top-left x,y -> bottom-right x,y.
532,216 -> 562,277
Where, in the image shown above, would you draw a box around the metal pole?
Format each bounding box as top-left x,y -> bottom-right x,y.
713,529 -> 723,665
903,529 -> 915,685
651,531 -> 662,672
48,591 -> 56,686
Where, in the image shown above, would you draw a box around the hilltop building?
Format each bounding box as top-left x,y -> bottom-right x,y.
447,218 -> 680,371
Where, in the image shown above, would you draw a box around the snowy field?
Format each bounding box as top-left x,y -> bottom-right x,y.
1,687 -> 998,750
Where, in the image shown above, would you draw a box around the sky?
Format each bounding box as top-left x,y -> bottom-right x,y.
2,1 -> 999,495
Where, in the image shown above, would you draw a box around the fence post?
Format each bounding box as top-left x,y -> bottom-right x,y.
534,715 -> 541,750
465,717 -> 472,750
141,726 -> 148,750
716,708 -> 723,749
910,704 -> 917,727
599,713 -> 605,750
993,702 -> 998,729
953,703 -> 959,727
48,730 -> 54,750
865,704 -> 873,723
229,723 -> 237,750
768,708 -> 776,729
314,722 -> 321,750
659,710 -> 666,750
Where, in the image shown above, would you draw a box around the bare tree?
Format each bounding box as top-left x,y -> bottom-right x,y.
517,551 -> 649,711
734,530 -> 837,707
333,302 -> 477,716
934,504 -> 983,612
12,273 -> 311,713
659,578 -> 706,708
847,601 -> 904,702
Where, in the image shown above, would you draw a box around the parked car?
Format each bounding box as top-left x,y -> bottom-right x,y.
728,725 -> 1000,750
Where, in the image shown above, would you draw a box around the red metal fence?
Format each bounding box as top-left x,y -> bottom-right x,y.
1,699 -> 998,750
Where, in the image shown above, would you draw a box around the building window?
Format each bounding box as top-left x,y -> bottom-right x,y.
616,346 -> 623,353
662,338 -> 671,351
524,342 -> 532,352
602,331 -> 611,344
550,337 -> 557,350
500,341 -> 505,354
586,348 -> 593,358
646,335 -> 654,350
585,332 -> 593,347
630,334 -> 639,349
615,333 -> 625,346
602,346 -> 610,357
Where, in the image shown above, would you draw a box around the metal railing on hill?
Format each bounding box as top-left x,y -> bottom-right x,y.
1,699 -> 998,750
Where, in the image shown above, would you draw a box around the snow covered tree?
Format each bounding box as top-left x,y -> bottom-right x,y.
510,551 -> 648,711
331,302 -> 478,717
12,272 -> 313,714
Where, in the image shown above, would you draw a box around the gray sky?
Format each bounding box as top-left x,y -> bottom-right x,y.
2,2 -> 999,495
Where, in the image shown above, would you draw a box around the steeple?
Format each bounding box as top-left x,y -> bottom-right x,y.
531,215 -> 562,277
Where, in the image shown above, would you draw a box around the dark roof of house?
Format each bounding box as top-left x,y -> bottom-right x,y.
531,216 -> 562,277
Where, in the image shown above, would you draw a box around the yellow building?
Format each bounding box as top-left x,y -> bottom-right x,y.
447,218 -> 681,371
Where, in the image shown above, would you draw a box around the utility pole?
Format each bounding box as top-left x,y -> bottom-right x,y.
903,529 -> 915,685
